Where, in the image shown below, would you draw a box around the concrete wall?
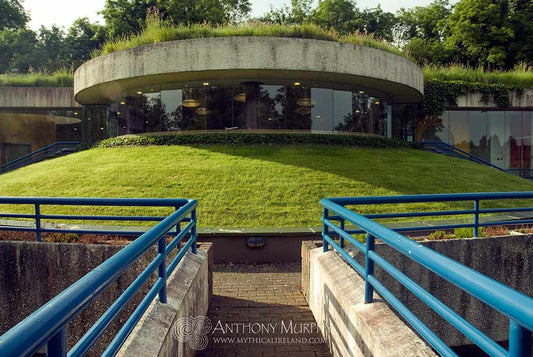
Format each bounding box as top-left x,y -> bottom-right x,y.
456,89 -> 533,108
0,240 -> 212,356
0,113 -> 56,153
0,87 -> 80,108
198,230 -> 321,263
302,241 -> 437,357
118,243 -> 213,357
303,235 -> 533,350
74,37 -> 424,104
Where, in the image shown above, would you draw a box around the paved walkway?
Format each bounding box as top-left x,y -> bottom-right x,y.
196,263 -> 331,357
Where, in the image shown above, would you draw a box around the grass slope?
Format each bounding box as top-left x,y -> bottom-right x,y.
0,145 -> 531,228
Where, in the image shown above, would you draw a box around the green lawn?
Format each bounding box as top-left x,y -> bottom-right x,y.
0,145 -> 531,228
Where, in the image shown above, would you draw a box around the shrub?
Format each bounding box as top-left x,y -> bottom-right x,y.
44,233 -> 79,243
453,227 -> 486,238
427,230 -> 454,240
484,225 -> 509,237
94,133 -> 413,149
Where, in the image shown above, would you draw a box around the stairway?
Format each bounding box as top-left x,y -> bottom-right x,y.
0,142 -> 80,174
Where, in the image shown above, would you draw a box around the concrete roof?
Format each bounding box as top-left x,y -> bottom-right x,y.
74,37 -> 424,104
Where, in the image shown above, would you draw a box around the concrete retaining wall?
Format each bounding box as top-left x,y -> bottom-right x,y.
0,240 -> 212,356
0,87 -> 80,108
118,244 -> 213,357
302,241 -> 436,356
302,235 -> 533,350
456,89 -> 533,108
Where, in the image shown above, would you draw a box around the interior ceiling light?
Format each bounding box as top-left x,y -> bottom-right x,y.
296,97 -> 312,107
294,82 -> 301,86
295,107 -> 311,115
359,90 -> 365,94
120,100 -> 126,105
195,107 -> 211,115
137,91 -> 143,95
375,101 -> 380,105
203,82 -> 210,86
233,92 -> 246,103
182,99 -> 201,108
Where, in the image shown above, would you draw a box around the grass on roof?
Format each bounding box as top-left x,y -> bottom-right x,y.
0,145 -> 531,229
423,64 -> 533,87
94,13 -> 407,59
0,70 -> 73,87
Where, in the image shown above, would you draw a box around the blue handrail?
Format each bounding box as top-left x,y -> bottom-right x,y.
0,196 -> 193,241
321,192 -> 533,357
422,141 -> 511,174
0,197 -> 198,356
0,142 -> 80,174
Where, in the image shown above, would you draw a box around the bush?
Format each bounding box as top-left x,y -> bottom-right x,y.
453,227 -> 486,238
427,230 -> 454,240
94,133 -> 413,149
44,233 -> 79,243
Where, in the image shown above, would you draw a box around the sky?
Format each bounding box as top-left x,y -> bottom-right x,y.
25,0 -> 436,31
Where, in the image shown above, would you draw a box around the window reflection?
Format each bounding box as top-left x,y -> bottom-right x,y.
108,82 -> 392,136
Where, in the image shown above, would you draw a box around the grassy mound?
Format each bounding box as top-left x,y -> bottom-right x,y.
0,145 -> 531,228
0,70 -> 73,87
95,14 -> 407,59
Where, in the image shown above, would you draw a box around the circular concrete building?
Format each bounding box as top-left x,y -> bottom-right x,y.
74,37 -> 423,138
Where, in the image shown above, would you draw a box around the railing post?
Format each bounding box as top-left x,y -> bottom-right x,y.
473,199 -> 479,238
509,320 -> 532,357
47,328 -> 67,357
339,218 -> 345,248
158,235 -> 167,303
35,204 -> 41,242
322,207 -> 329,252
191,209 -> 197,254
175,206 -> 181,250
364,233 -> 375,303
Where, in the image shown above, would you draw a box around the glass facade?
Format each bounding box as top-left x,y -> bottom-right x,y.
422,110 -> 533,174
0,106 -> 107,164
107,81 -> 392,136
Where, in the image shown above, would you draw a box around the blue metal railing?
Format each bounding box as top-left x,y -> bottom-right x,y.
422,141 -> 511,175
321,192 -> 533,357
0,142 -> 80,174
0,197 -> 198,356
0,196 -> 193,241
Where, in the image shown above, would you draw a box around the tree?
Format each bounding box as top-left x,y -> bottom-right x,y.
446,0 -> 514,69
101,0 -> 157,38
310,0 -> 361,34
395,0 -> 453,65
65,18 -> 107,69
37,25 -> 67,71
259,0 -> 313,24
509,0 -> 533,66
157,0 -> 251,25
360,6 -> 397,42
102,0 -> 251,39
0,0 -> 28,30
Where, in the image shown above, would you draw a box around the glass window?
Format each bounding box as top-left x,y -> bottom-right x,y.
333,90 -> 352,132
311,88 -> 333,131
259,85 -> 285,129
468,111 -> 489,161
448,111 -> 469,151
286,85 -> 311,130
488,111 -> 507,168
161,88 -> 182,131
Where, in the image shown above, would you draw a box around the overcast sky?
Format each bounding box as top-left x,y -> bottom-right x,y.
25,0 -> 437,31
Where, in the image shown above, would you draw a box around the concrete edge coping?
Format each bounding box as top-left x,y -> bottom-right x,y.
117,244 -> 211,356
305,242 -> 437,356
